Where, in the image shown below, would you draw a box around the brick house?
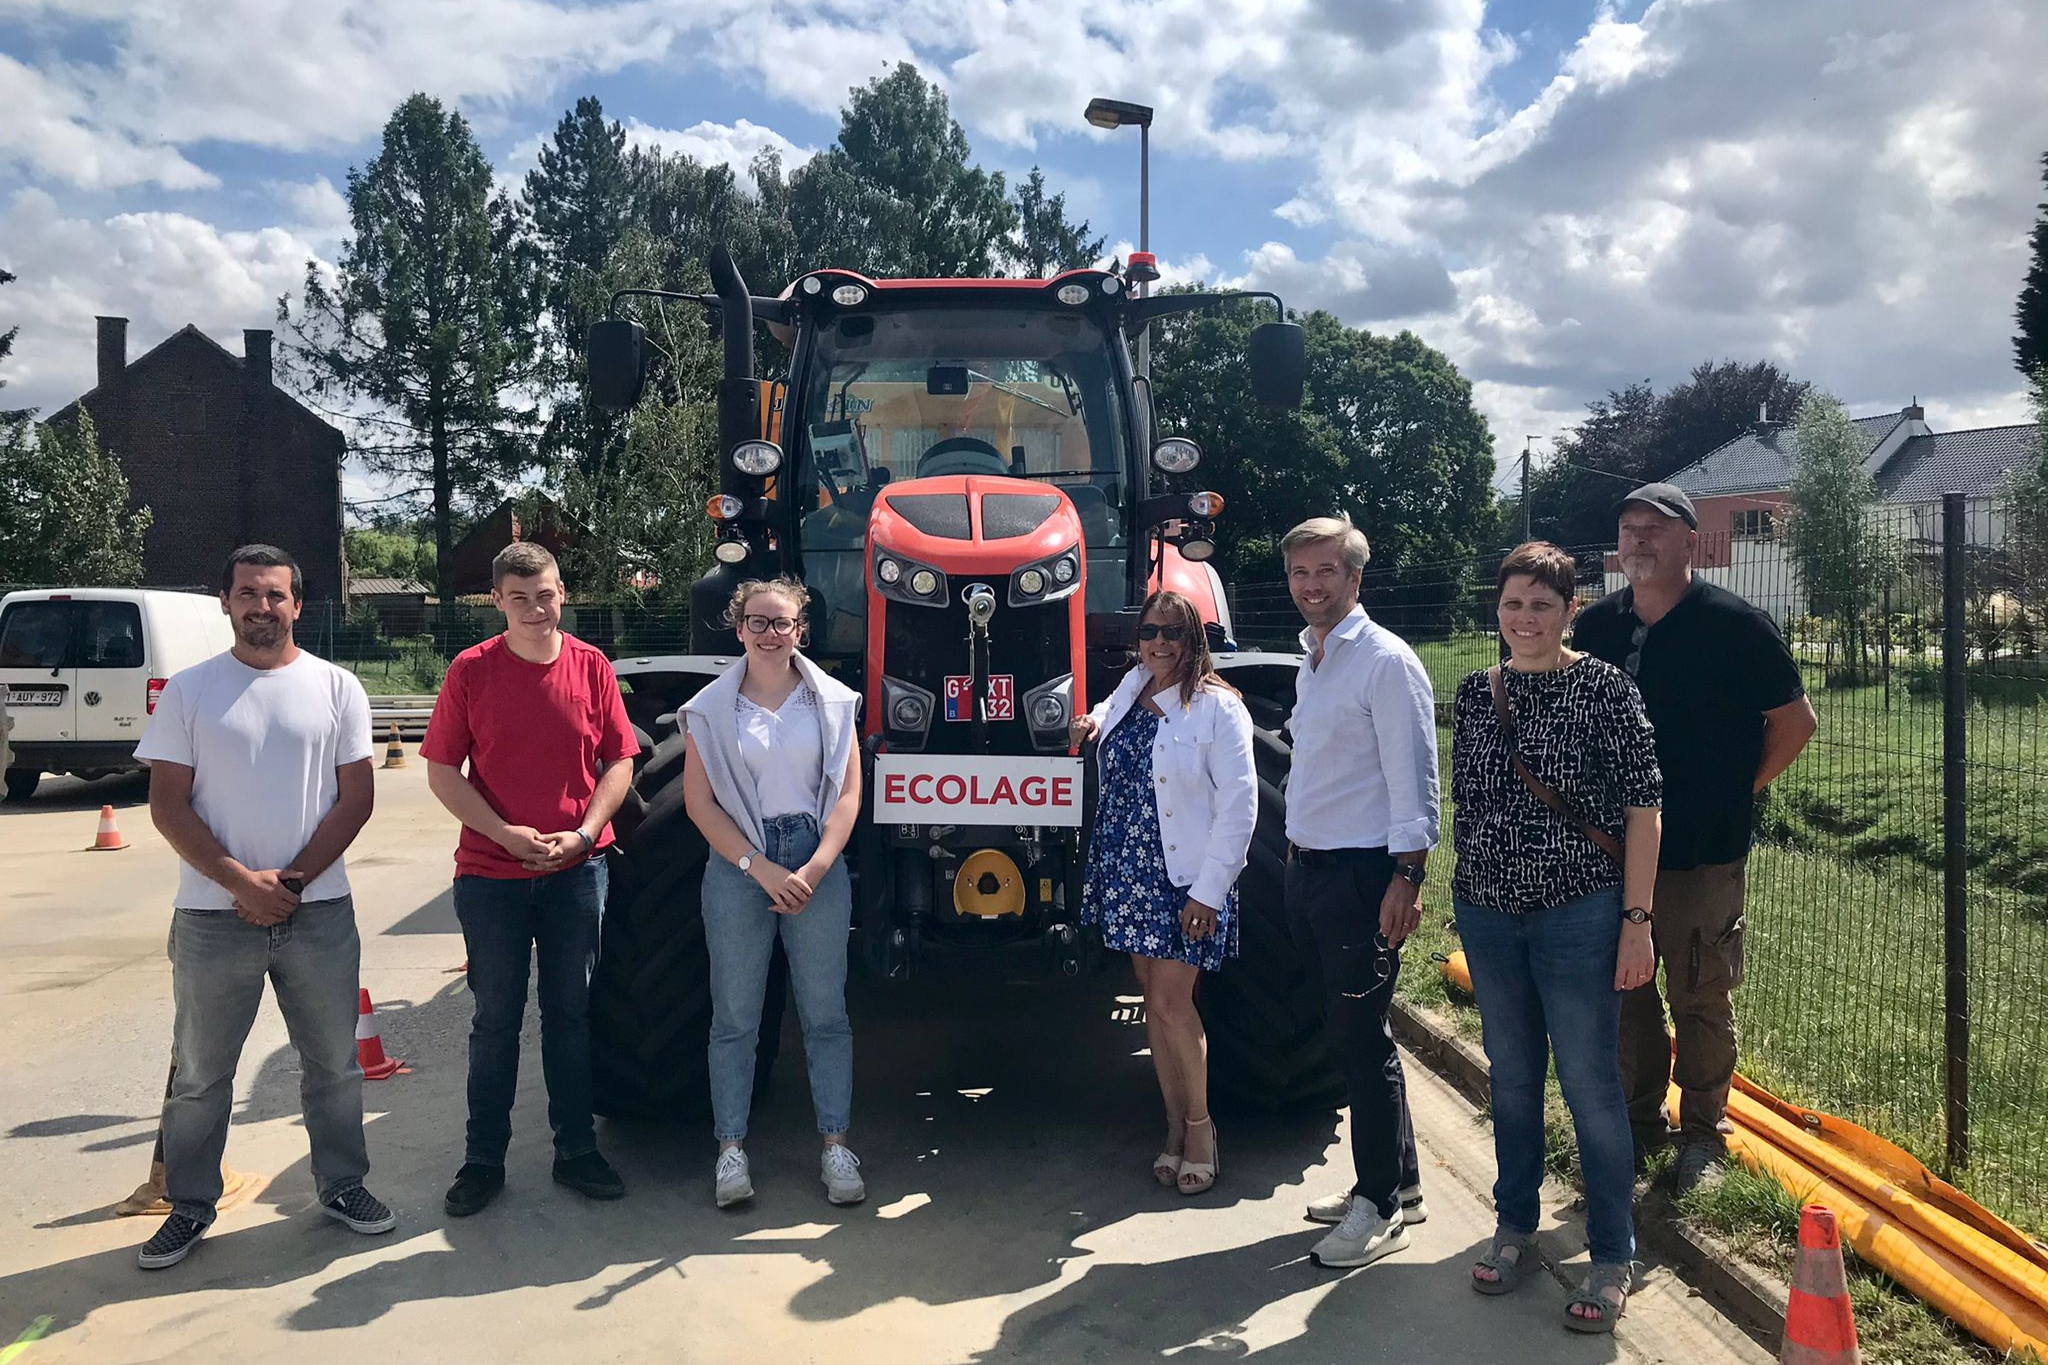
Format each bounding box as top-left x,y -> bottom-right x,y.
48,317 -> 345,597
1602,403 -> 2040,621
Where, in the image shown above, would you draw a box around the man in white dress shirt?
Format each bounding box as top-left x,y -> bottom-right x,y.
1280,515 -> 1442,1271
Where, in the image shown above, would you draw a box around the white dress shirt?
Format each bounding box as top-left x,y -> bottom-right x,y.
1087,668 -> 1259,909
1284,604 -> 1441,854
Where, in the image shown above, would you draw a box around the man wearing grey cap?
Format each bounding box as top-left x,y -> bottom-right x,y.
1573,483 -> 1817,1192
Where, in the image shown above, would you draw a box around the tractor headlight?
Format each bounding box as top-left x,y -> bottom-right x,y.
1051,555 -> 1076,584
732,440 -> 783,476
1029,693 -> 1065,729
1017,568 -> 1046,596
831,283 -> 867,307
876,549 -> 948,606
1008,546 -> 1082,607
910,568 -> 939,598
1153,437 -> 1202,474
881,676 -> 935,751
714,535 -> 750,565
1022,674 -> 1074,752
877,557 -> 902,584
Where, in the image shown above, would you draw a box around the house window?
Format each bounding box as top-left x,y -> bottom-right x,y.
1732,508 -> 1777,540
169,391 -> 206,434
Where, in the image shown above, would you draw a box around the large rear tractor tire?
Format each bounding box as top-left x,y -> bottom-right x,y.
590,731 -> 786,1121
1198,720 -> 1344,1110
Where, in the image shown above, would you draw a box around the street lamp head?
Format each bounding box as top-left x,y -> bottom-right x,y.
1085,97 -> 1154,129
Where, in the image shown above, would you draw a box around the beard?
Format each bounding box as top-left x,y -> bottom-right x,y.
236,614 -> 287,649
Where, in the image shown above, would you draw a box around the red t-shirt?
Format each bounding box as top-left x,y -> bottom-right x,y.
421,633 -> 640,879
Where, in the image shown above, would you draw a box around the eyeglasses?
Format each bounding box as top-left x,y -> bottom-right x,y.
1623,622 -> 1648,677
743,615 -> 800,636
1137,623 -> 1189,642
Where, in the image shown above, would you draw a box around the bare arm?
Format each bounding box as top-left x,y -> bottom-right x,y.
1755,696 -> 1818,791
286,759 -> 375,885
1616,805 -> 1661,990
426,760 -> 551,863
148,760 -> 298,923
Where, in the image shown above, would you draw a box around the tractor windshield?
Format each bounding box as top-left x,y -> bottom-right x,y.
796,305 -> 1134,657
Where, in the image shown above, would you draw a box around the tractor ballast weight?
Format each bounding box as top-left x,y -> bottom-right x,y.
584,252 -> 1339,1120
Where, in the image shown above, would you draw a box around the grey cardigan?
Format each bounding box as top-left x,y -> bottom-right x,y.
681,652 -> 863,852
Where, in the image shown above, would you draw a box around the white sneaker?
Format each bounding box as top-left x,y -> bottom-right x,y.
821,1143 -> 865,1206
1307,1183 -> 1427,1225
1311,1195 -> 1411,1269
714,1147 -> 753,1208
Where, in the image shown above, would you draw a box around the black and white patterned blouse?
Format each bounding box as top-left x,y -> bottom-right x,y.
1451,657 -> 1661,913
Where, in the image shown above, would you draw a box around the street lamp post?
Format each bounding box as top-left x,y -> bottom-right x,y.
1084,97 -> 1155,378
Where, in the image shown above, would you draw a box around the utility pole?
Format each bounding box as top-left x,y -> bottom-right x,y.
1520,435 -> 1540,542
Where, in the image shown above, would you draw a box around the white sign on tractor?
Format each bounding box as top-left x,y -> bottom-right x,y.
874,754 -> 1084,827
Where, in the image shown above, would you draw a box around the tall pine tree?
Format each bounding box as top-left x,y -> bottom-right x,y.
1009,167 -> 1104,277
2017,152 -> 2048,378
277,94 -> 542,598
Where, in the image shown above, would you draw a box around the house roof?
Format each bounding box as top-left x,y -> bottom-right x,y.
1874,425 -> 2041,502
46,324 -> 338,438
1667,412 -> 1902,498
347,576 -> 430,598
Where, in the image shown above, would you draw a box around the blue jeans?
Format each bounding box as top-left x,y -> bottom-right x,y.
454,858 -> 607,1166
703,813 -> 853,1142
1455,888 -> 1636,1265
163,896 -> 369,1225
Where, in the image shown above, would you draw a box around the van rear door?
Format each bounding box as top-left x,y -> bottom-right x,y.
0,598 -> 78,746
73,598 -> 149,743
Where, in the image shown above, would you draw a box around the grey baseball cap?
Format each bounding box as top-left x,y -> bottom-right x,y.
1615,482 -> 1698,529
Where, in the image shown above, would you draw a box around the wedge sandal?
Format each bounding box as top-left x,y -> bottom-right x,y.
1470,1231 -> 1537,1295
1563,1261 -> 1632,1333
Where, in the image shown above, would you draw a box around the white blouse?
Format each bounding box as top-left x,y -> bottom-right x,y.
736,684 -> 825,819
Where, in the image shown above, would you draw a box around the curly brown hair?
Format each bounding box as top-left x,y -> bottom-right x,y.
723,574 -> 811,634
1139,590 -> 1238,707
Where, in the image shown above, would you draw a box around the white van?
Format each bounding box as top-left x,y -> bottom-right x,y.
0,588 -> 235,800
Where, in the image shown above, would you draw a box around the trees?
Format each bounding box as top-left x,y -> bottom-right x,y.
0,267 -> 28,425
1150,298 -> 1495,585
277,94 -> 542,600
1010,168 -> 1104,277
1785,392 -> 1898,684
2016,153 -> 2048,378
0,412 -> 152,587
790,64 -> 1016,277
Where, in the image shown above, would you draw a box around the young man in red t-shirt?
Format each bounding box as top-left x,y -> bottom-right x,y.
422,542 -> 640,1216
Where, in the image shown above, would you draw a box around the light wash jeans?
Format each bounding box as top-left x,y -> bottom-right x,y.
162,895 -> 369,1225
1454,886 -> 1637,1266
702,813 -> 853,1143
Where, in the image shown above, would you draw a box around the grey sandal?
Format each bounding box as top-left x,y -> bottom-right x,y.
1563,1261 -> 1632,1333
1471,1231 -> 1537,1295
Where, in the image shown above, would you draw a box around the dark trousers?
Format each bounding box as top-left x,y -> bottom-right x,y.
1285,850 -> 1422,1218
453,859 -> 607,1167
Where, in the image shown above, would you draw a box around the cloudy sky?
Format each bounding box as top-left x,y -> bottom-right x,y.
3,0 -> 2044,498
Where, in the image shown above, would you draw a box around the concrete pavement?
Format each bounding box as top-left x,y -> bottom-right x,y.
0,764 -> 1768,1364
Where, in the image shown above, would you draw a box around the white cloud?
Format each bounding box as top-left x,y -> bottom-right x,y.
0,53 -> 216,190
619,118 -> 814,186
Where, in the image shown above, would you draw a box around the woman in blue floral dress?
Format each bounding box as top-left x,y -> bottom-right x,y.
1074,590 -> 1258,1194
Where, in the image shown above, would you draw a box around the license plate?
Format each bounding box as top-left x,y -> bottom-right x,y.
943,674 -> 1014,721
5,688 -> 62,706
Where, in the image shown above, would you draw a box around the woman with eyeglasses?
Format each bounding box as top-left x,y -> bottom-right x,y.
680,575 -> 866,1210
1070,590 -> 1257,1195
1450,541 -> 1661,1332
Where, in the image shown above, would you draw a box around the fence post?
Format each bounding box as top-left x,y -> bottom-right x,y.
1940,490 -> 1969,1173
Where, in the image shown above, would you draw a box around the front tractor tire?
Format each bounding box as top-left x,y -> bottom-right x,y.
1197,715 -> 1345,1111
590,732 -> 785,1122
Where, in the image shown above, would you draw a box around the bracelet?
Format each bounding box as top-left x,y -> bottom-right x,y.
575,828 -> 595,851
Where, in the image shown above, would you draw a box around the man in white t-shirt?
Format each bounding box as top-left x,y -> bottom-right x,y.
131,545 -> 393,1270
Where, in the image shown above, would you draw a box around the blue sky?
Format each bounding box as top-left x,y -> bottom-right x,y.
3,0 -> 2043,502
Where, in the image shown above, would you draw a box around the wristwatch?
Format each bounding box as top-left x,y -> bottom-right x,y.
1622,906 -> 1654,924
738,851 -> 760,873
1393,862 -> 1427,887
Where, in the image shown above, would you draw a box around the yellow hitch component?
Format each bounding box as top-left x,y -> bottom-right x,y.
953,849 -> 1026,918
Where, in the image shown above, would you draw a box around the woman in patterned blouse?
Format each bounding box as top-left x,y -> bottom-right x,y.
1450,541 -> 1661,1333
1071,591 -> 1258,1196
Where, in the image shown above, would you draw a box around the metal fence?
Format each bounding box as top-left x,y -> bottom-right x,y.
1235,491 -> 2047,1237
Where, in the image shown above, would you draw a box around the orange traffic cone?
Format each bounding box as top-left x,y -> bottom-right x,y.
1781,1205 -> 1861,1365
86,804 -> 128,851
355,988 -> 405,1080
115,1063 -> 259,1215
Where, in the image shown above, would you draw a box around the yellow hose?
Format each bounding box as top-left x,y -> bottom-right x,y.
1436,949 -> 2048,1358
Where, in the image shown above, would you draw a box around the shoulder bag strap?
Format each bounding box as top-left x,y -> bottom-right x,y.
1488,665 -> 1625,864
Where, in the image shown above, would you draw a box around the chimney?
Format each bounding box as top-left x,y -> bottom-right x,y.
96,316 -> 128,391
1902,395 -> 1925,423
1756,400 -> 1770,434
243,328 -> 273,389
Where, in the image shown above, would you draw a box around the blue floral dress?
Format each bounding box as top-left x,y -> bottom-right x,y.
1081,705 -> 1240,970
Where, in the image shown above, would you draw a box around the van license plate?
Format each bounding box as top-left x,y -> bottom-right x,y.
5,688 -> 62,706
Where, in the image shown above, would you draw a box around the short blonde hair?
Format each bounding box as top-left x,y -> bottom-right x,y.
492,542 -> 560,588
1280,514 -> 1370,574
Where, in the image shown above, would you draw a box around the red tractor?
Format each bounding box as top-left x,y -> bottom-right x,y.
584,250 -> 1338,1117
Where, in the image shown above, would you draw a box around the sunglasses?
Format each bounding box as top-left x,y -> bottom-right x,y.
743,615 -> 801,636
1623,622 -> 1648,677
1137,623 -> 1189,642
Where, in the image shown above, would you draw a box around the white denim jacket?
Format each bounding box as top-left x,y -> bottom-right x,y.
1087,668 -> 1258,910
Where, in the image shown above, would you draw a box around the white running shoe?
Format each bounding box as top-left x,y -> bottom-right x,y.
1311,1195 -> 1411,1269
1307,1182 -> 1428,1225
714,1147 -> 753,1208
821,1144 -> 865,1206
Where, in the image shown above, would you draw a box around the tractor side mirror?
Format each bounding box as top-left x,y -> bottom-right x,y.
587,319 -> 648,412
1249,321 -> 1306,408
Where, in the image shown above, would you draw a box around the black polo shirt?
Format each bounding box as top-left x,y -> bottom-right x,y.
1574,578 -> 1805,870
